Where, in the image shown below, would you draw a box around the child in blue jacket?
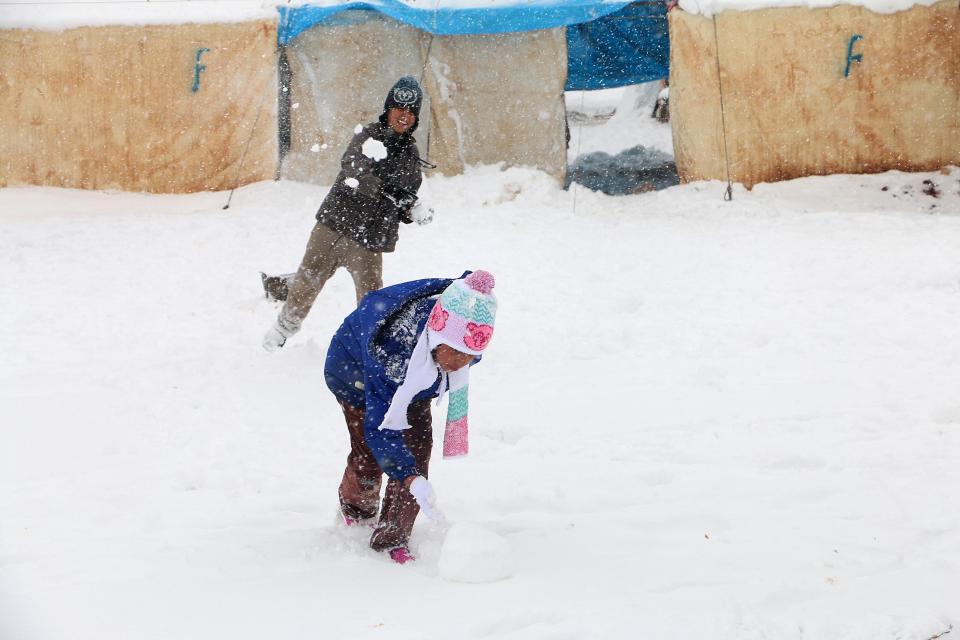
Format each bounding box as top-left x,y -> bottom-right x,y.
324,270 -> 498,563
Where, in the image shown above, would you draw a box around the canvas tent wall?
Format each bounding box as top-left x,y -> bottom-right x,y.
0,0 -> 670,194
280,11 -> 568,183
669,1 -> 959,188
0,6 -> 277,194
276,0 -> 664,185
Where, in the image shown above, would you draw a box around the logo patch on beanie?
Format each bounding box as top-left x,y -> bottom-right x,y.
393,87 -> 418,105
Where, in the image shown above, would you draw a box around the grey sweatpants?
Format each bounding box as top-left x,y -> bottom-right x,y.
277,222 -> 382,334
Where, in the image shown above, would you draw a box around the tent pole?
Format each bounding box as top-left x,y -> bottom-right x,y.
417,0 -> 440,166
570,89 -> 587,216
419,32 -> 436,165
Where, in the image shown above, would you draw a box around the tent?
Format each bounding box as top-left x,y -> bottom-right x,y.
669,0 -> 959,188
0,1 -> 671,193
0,7 -> 278,193
276,0 -> 670,185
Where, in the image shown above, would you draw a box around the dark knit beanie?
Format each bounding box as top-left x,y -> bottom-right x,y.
383,76 -> 423,120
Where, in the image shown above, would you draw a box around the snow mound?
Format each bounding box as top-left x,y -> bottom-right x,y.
438,523 -> 513,583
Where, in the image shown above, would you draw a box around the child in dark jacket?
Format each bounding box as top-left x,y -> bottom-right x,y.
324,270 -> 498,563
262,76 -> 431,352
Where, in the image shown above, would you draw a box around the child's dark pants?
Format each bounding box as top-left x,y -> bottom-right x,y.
337,399 -> 433,551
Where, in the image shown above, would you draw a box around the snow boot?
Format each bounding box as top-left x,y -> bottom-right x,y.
388,547 -> 415,565
342,515 -> 376,528
260,271 -> 295,302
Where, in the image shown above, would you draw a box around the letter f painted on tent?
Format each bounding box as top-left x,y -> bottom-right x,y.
192,48 -> 211,92
844,35 -> 863,78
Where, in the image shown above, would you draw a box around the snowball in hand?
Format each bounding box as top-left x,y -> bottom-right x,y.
438,523 -> 513,583
361,138 -> 388,161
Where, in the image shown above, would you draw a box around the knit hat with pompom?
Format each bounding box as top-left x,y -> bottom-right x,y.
427,270 -> 497,356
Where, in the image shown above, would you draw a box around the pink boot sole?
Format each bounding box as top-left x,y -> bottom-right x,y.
342,515 -> 375,528
389,547 -> 415,564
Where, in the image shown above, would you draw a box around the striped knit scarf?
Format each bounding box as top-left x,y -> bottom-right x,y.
377,328 -> 471,458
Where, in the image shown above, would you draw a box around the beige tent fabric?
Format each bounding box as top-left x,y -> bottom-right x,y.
281,12 -> 432,186
423,29 -> 568,179
282,13 -> 567,185
669,2 -> 959,188
0,22 -> 278,193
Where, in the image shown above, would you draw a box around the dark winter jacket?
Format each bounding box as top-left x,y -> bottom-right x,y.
324,274 -> 475,481
316,122 -> 422,253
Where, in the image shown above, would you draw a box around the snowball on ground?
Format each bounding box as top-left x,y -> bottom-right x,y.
438,523 -> 513,583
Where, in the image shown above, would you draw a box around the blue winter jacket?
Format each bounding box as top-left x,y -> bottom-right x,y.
324,274 -> 472,481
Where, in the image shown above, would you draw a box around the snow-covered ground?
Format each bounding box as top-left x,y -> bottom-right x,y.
2,162 -> 959,639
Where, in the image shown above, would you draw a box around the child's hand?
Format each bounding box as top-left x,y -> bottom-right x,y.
408,476 -> 446,526
410,202 -> 434,226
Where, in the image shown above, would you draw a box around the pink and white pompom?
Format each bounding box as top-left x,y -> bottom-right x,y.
463,270 -> 495,295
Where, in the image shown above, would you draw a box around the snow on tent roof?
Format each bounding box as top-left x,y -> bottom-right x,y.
0,0 -> 940,33
277,0 -> 633,43
678,0 -> 943,16
0,0 -> 632,38
0,1 -> 276,31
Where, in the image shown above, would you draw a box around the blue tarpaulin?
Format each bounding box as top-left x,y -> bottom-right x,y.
566,1 -> 669,90
278,0 -> 632,43
277,1 -> 669,90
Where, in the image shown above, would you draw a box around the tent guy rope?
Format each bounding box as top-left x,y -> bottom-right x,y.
712,14 -> 735,202
222,53 -> 275,210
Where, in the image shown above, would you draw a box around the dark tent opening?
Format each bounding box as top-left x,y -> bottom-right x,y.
565,1 -> 678,195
